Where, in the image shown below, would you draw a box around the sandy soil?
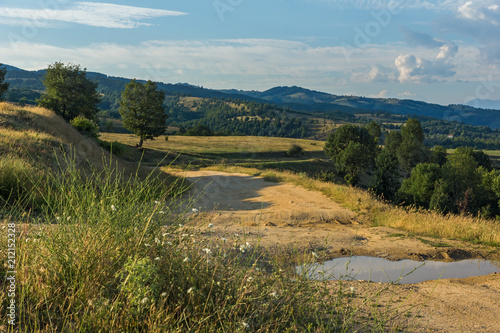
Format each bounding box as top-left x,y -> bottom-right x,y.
174,170 -> 500,332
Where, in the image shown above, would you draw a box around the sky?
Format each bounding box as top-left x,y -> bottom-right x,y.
0,0 -> 499,105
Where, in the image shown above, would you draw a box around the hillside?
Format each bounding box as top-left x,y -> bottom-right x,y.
0,102 -> 177,209
4,64 -> 500,130
224,86 -> 500,129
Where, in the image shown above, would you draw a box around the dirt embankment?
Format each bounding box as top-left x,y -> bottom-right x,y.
174,170 -> 500,332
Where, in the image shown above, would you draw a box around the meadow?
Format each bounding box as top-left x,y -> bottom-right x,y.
1,103 -> 417,332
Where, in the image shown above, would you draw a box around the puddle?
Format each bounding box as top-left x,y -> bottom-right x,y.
298,256 -> 500,284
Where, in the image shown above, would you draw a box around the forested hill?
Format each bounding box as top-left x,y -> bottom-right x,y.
4,64 -> 500,129
4,64 -> 500,149
222,86 -> 500,129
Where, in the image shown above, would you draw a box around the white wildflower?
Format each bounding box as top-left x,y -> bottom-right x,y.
159,211 -> 165,214
247,276 -> 254,282
242,321 -> 250,329
181,233 -> 189,238
350,286 -> 356,293
208,223 -> 214,228
270,291 -> 278,298
221,237 -> 227,243
183,257 -> 190,263
202,248 -> 212,255
192,208 -> 198,213
111,205 -> 116,211
154,257 -> 160,261
141,297 -> 148,304
161,292 -> 167,297
187,287 -> 194,294
155,200 -> 161,205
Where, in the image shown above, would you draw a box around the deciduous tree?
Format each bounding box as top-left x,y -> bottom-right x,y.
119,79 -> 168,148
38,62 -> 100,121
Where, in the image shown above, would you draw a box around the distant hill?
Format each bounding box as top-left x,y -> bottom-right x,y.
3,64 -> 500,129
222,86 -> 500,129
465,99 -> 500,110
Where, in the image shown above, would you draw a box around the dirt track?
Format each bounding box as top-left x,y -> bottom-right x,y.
175,170 -> 500,332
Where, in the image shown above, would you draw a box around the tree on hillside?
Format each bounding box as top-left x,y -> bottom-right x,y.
384,131 -> 402,155
397,118 -> 428,173
397,162 -> 441,208
366,121 -> 382,144
324,124 -> 377,185
38,62 -> 100,121
119,79 -> 168,148
371,149 -> 401,201
0,64 -> 9,101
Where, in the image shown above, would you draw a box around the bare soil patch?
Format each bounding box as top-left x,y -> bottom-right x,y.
174,170 -> 500,332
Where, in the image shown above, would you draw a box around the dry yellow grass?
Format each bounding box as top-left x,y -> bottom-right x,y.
200,164 -> 500,246
100,133 -> 325,155
0,102 -> 177,182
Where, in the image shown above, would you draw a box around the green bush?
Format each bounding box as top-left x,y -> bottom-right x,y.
70,116 -> 100,140
286,144 -> 304,157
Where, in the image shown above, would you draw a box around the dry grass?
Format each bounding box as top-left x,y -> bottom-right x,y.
202,164 -> 500,247
0,102 -> 178,185
100,133 -> 325,155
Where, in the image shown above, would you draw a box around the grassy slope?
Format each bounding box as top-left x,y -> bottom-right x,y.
0,102 -> 177,189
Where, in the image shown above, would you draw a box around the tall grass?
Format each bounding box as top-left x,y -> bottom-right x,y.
0,153 -> 409,332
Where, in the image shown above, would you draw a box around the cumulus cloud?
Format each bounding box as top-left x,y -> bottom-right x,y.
437,0 -> 500,64
395,43 -> 458,83
0,2 -> 186,29
351,64 -> 396,82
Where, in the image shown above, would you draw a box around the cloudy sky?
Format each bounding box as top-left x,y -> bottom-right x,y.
0,0 -> 499,105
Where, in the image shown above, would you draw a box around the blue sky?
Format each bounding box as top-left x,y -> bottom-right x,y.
1,0 -> 499,105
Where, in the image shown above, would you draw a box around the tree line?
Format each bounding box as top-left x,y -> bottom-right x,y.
324,119 -> 500,218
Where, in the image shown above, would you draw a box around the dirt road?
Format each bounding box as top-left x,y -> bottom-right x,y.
175,170 -> 500,332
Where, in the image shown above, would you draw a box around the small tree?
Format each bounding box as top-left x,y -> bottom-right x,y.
366,121 -> 382,144
397,118 -> 428,173
0,64 -> 9,101
324,124 -> 377,185
38,62 -> 100,121
119,79 -> 167,147
371,149 -> 401,201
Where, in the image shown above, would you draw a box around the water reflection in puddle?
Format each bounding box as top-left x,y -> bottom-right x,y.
298,256 -> 500,284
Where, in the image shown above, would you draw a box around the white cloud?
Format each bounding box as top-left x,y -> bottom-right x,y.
307,0 -> 469,11
369,89 -> 389,98
0,2 -> 186,29
437,0 -> 500,65
394,43 -> 458,83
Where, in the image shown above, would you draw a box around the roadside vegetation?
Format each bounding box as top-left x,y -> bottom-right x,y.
1,102 -> 417,332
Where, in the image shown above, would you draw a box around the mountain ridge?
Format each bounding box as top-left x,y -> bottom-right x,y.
3,63 -> 500,129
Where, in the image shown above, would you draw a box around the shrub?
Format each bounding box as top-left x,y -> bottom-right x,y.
70,116 -> 100,140
286,144 -> 304,157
